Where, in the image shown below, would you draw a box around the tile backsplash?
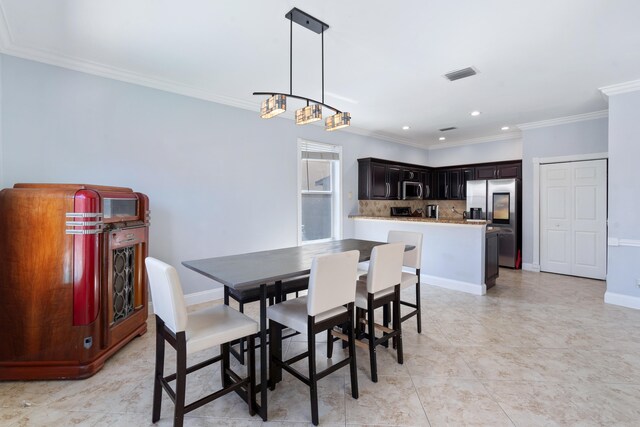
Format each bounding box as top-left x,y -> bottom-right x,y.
358,199 -> 467,219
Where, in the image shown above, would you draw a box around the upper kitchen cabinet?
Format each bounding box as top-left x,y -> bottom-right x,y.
475,161 -> 522,180
402,168 -> 422,181
421,170 -> 435,199
460,167 -> 475,198
434,167 -> 474,200
358,158 -> 402,200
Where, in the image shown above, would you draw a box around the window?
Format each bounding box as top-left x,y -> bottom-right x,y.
298,140 -> 342,244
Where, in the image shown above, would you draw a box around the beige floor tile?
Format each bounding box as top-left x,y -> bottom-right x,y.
3,269 -> 640,426
345,373 -> 429,426
412,376 -> 514,426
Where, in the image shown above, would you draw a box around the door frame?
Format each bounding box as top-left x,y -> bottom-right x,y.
532,152 -> 608,272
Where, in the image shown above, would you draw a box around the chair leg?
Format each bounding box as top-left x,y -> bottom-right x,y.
174,334 -> 187,427
416,277 -> 422,334
247,334 -> 256,416
347,307 -> 359,399
382,303 -> 390,348
152,318 -> 165,423
326,328 -> 334,358
394,286 -> 404,365
308,323 -> 319,426
356,308 -> 366,338
367,298 -> 378,383
269,319 -> 283,390
237,302 -> 246,365
221,342 -> 230,387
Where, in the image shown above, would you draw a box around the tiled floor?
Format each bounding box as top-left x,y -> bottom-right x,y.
2,269 -> 640,426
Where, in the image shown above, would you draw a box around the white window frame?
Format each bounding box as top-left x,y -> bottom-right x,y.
297,139 -> 343,245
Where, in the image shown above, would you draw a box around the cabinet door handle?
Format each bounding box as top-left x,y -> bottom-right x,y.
445,184 -> 448,198
386,182 -> 390,198
426,185 -> 430,199
418,184 -> 423,198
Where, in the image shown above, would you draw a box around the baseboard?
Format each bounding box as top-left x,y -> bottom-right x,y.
421,274 -> 486,296
522,263 -> 541,272
604,291 -> 640,310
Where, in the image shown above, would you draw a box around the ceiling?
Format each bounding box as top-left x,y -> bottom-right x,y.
1,0 -> 639,148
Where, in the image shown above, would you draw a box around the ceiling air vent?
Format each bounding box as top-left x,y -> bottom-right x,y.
444,67 -> 477,81
439,127 -> 457,132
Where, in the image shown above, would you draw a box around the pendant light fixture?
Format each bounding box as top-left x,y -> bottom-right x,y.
253,8 -> 351,131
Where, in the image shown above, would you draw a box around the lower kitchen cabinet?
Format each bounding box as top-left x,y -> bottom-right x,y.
485,230 -> 500,289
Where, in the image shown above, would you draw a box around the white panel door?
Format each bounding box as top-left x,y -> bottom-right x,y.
540,160 -> 607,279
541,165 -> 572,275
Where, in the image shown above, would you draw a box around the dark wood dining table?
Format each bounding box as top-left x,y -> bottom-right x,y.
182,238 -> 394,421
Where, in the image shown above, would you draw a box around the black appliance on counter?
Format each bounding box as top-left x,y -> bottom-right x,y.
426,204 -> 439,219
390,206 -> 412,217
469,207 -> 483,219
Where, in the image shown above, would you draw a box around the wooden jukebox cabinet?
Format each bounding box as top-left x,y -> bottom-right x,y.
0,183 -> 149,380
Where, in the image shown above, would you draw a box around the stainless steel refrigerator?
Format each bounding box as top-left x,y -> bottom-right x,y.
466,179 -> 522,268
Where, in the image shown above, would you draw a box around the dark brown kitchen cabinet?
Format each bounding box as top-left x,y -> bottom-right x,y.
358,158 -> 402,200
434,168 -> 473,200
497,163 -> 521,179
460,167 -> 475,199
485,230 -> 500,289
402,168 -> 422,181
448,169 -> 463,199
474,162 -> 521,180
422,170 -> 435,200
435,170 -> 448,199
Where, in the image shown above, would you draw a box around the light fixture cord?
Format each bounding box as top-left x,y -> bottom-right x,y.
289,15 -> 293,95
321,27 -> 325,104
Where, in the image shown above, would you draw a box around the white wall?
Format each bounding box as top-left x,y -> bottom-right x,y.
606,89 -> 640,307
0,54 -> 429,294
427,137 -> 522,167
521,118 -> 608,265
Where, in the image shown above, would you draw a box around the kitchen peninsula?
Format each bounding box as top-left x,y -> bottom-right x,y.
351,216 -> 499,295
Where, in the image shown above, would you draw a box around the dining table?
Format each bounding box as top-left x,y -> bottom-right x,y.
182,238 -> 399,421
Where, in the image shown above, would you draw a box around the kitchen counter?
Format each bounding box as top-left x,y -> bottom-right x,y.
349,215 -> 488,225
351,216 -> 497,295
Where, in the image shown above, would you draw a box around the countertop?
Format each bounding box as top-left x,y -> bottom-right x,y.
349,215 -> 489,226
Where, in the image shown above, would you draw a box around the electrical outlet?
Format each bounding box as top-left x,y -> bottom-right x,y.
636,278 -> 640,288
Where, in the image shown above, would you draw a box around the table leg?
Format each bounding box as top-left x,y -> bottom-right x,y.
273,280 -> 283,384
259,283 -> 268,421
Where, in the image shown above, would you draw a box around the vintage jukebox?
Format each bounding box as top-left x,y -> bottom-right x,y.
0,183 -> 149,380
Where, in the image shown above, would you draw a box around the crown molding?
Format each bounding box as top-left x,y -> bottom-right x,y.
517,110 -> 608,130
600,79 -> 640,97
0,9 -> 261,113
427,131 -> 521,150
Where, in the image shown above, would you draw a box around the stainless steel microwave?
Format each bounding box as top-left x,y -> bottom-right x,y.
401,181 -> 423,199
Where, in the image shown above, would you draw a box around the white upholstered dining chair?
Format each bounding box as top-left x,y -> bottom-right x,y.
353,242 -> 405,383
267,250 -> 360,426
145,257 -> 259,427
387,230 -> 424,333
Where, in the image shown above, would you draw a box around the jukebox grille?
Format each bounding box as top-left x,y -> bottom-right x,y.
113,246 -> 135,322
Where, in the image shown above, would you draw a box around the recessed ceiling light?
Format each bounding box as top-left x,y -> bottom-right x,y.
439,137 -> 446,141
471,111 -> 481,116
402,125 -> 410,130
501,126 -> 510,130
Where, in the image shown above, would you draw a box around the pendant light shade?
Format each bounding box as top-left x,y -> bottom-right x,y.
260,94 -> 286,119
253,8 -> 350,130
325,112 -> 351,131
295,104 -> 322,125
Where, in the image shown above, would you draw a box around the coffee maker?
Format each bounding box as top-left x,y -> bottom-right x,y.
426,204 -> 439,219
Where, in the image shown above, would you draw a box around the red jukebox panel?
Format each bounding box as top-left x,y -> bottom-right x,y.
0,183 -> 149,380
